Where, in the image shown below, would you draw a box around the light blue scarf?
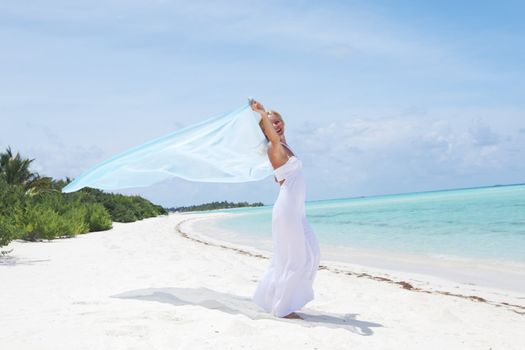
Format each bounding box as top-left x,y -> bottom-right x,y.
62,104 -> 272,193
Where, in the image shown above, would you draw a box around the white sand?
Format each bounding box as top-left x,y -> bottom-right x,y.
1,213 -> 524,350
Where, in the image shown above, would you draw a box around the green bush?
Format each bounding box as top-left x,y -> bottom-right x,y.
23,205 -> 64,241
78,188 -> 166,222
0,177 -> 24,216
62,206 -> 90,237
0,178 -> 25,247
85,203 -> 112,231
0,215 -> 23,248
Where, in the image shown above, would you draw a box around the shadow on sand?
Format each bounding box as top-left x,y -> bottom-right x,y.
112,287 -> 382,335
0,255 -> 50,266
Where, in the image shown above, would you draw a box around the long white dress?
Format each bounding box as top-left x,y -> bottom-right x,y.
252,145 -> 321,317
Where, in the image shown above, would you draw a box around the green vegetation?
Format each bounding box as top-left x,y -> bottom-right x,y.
0,147 -> 166,252
170,200 -> 264,212
78,188 -> 166,223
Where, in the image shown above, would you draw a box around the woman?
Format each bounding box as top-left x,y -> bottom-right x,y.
250,100 -> 321,319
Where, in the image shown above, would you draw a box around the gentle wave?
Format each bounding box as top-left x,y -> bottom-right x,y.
195,184 -> 525,264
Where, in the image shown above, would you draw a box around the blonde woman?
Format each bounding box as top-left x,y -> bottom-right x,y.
250,100 -> 320,319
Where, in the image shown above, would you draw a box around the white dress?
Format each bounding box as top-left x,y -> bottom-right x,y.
253,145 -> 321,317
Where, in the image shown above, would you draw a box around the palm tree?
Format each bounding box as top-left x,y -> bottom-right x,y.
0,147 -> 33,184
0,147 -> 53,195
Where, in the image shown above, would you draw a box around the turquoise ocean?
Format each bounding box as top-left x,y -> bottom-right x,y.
193,184 -> 525,264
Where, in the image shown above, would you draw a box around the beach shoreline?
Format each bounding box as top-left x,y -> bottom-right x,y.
1,212 -> 524,350
179,212 -> 525,314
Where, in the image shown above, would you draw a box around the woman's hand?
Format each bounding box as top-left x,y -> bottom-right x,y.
250,100 -> 266,114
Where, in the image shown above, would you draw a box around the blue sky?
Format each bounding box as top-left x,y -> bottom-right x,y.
1,0 -> 524,206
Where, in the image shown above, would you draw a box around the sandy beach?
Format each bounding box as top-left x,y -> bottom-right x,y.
1,212 -> 524,350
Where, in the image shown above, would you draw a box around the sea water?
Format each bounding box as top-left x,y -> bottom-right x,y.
193,184 -> 525,264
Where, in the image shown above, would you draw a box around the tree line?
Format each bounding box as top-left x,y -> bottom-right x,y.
170,200 -> 264,212
0,147 -> 166,252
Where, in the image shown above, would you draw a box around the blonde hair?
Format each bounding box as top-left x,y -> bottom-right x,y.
259,110 -> 284,142
267,110 -> 284,123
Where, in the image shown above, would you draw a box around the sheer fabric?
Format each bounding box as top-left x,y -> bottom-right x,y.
62,104 -> 272,193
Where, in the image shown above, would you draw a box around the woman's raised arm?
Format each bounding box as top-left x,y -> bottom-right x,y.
250,100 -> 280,144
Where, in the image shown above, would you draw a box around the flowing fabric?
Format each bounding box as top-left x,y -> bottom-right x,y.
62,104 -> 272,193
252,150 -> 321,317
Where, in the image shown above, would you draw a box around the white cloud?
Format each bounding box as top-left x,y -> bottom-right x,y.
469,119 -> 500,146
290,114 -> 524,199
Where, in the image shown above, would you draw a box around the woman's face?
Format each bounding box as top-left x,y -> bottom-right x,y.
269,114 -> 285,136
